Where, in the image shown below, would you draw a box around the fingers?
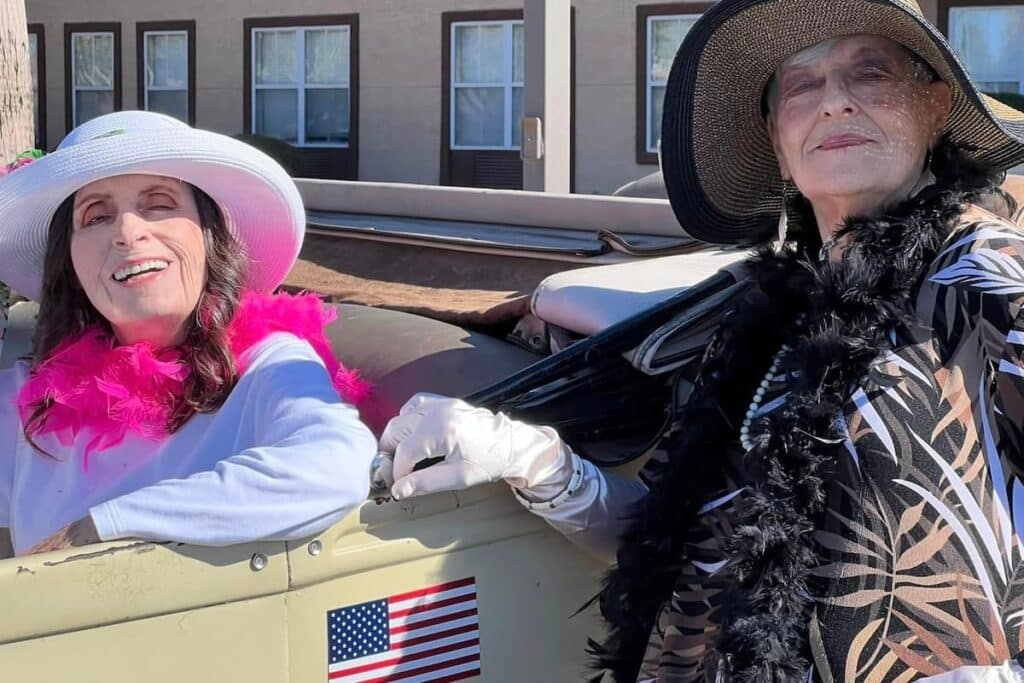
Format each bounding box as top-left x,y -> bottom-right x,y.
26,533 -> 65,555
397,392 -> 449,417
382,407 -> 453,482
379,393 -> 454,453
391,462 -> 475,499
379,410 -> 424,455
391,428 -> 444,482
380,394 -> 496,490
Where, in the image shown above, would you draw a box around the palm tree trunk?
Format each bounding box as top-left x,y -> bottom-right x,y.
0,0 -> 33,163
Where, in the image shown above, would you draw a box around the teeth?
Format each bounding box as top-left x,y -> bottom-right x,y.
113,260 -> 169,282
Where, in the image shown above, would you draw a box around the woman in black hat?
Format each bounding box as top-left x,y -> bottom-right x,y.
378,0 -> 1024,679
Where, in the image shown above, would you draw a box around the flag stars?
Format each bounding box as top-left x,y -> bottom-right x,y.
326,599 -> 392,665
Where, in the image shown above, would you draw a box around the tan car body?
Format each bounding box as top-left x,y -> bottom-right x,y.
0,485 -> 606,681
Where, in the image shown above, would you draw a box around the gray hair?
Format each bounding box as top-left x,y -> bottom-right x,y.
763,38 -> 939,119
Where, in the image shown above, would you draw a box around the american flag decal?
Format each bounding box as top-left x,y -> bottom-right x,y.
327,577 -> 481,682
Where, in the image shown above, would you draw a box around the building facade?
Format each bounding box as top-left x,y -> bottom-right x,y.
22,0 -> 1021,194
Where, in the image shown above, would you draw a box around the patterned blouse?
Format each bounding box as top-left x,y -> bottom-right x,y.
637,209 -> 1024,682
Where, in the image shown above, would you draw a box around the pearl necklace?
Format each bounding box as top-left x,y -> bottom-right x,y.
740,315 -> 805,452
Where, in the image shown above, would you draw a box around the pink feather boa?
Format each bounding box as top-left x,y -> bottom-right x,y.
17,291 -> 370,466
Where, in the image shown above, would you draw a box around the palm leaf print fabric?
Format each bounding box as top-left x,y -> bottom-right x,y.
637,211 -> 1024,682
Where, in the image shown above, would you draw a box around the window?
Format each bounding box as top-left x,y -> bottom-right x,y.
636,4 -> 712,164
945,4 -> 1024,96
72,33 -> 115,125
65,23 -> 121,131
440,9 -> 574,190
249,24 -> 351,146
138,22 -> 195,124
144,32 -> 187,118
645,15 -> 698,154
27,24 -> 45,148
243,15 -> 359,179
450,21 -> 523,150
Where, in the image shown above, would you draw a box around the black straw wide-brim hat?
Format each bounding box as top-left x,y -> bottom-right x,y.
661,0 -> 1024,245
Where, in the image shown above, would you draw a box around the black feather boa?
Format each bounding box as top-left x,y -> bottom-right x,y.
591,148 -> 1013,682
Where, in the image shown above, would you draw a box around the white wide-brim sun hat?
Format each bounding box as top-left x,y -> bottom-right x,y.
0,110 -> 305,302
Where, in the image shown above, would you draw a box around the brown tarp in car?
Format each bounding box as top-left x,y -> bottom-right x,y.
282,232 -> 587,326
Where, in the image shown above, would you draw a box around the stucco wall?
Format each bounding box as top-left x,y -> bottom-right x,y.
25,0 -> 949,194
921,0 -> 939,25
574,1 -> 650,194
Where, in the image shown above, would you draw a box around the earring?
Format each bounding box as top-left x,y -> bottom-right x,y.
776,204 -> 789,243
776,179 -> 792,244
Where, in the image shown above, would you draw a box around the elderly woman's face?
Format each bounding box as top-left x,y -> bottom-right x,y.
767,35 -> 951,209
70,174 -> 206,346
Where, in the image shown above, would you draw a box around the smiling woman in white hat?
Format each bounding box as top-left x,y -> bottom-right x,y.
374,0 -> 1024,680
0,110 -> 376,557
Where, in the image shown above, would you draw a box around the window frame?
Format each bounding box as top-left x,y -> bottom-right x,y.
448,18 -> 524,151
27,23 -> 46,149
635,3 -> 713,165
243,15 -> 358,149
938,0 -> 1024,95
64,22 -> 122,133
136,21 -> 196,125
938,0 -> 1024,32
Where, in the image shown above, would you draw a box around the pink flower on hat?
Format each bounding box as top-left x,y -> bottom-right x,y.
0,149 -> 45,178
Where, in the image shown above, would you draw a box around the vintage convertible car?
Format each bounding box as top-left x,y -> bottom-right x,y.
1,174 -> 1021,682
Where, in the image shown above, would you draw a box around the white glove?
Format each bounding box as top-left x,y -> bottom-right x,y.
378,393 -> 576,501
920,663 -> 1024,682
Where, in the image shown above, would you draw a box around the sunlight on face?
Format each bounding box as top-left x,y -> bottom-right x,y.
69,174 -> 207,347
766,35 -> 952,212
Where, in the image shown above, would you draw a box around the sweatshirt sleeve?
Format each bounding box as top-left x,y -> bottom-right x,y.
89,338 -> 377,545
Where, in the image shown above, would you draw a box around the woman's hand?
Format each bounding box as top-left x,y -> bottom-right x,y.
379,393 -> 576,501
26,516 -> 101,555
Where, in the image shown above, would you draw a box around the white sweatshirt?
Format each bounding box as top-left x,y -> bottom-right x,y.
0,332 -> 377,556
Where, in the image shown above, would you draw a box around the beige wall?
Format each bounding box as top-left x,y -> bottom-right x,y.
25,0 -> 947,194
575,1 -> 648,194
921,0 -> 939,25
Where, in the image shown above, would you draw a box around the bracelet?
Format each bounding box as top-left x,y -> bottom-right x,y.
369,452 -> 391,492
513,453 -> 587,511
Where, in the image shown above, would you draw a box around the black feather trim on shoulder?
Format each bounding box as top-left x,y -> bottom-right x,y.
591,141 -> 1007,682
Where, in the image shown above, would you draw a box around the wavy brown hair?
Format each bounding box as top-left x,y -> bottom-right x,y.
25,182 -> 249,446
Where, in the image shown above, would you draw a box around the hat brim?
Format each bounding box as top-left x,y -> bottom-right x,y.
661,0 -> 1024,245
0,128 -> 305,301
